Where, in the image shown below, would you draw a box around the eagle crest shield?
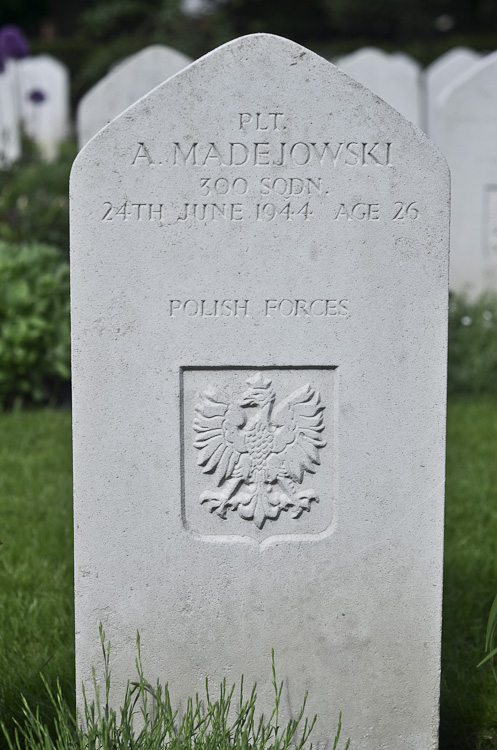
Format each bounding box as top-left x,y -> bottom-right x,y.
193,372 -> 326,529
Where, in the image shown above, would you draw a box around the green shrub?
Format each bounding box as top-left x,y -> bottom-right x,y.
0,241 -> 70,408
448,291 -> 497,396
0,138 -> 75,254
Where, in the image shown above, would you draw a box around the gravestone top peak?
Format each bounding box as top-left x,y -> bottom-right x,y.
426,46 -> 479,76
335,45 -> 422,126
437,48 -> 497,293
439,48 -> 497,106
112,43 -> 190,68
76,43 -> 193,148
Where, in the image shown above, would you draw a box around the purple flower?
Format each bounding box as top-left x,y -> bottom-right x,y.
28,88 -> 47,104
0,25 -> 30,60
0,48 -> 5,74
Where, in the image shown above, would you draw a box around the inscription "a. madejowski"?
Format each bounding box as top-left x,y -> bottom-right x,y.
131,141 -> 392,168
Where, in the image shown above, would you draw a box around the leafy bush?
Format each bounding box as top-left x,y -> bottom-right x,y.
0,241 -> 70,408
2,626 -> 350,750
448,291 -> 497,396
0,138 -> 75,255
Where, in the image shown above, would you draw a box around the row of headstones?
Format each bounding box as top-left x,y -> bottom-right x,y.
337,47 -> 497,294
0,42 -> 485,162
0,54 -> 69,163
76,43 -> 497,296
335,46 -> 482,142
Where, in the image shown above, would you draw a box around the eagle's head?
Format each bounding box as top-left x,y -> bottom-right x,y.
239,372 -> 275,408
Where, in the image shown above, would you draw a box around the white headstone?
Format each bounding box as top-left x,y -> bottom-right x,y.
423,47 -> 480,144
439,51 -> 497,293
71,34 -> 449,750
336,47 -> 421,126
0,61 -> 21,167
76,44 -> 192,148
18,55 -> 70,160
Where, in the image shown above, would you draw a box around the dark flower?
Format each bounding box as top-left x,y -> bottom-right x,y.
28,88 -> 47,104
0,25 -> 30,60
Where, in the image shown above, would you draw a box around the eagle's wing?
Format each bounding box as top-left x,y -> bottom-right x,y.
270,384 -> 326,483
193,391 -> 248,485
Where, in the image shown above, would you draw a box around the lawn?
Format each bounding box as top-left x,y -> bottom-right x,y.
0,400 -> 497,749
0,409 -> 74,743
441,397 -> 497,749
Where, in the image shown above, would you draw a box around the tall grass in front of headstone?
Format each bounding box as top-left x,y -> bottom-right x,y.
2,625 -> 350,750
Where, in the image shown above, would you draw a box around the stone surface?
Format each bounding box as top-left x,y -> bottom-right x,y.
71,34 -> 449,750
19,55 -> 70,160
0,61 -> 21,167
423,47 -> 480,145
438,51 -> 497,293
76,44 -> 192,148
336,47 -> 421,126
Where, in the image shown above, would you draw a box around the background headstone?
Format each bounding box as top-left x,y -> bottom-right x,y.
76,44 -> 193,148
439,50 -> 497,294
71,33 -> 449,750
18,55 -> 70,160
0,61 -> 21,167
423,47 -> 480,144
336,47 -> 421,125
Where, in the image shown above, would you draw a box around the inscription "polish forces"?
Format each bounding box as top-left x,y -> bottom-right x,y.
168,299 -> 350,318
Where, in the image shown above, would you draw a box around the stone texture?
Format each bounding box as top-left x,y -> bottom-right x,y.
0,61 -> 21,167
438,51 -> 497,293
76,45 -> 192,148
423,47 -> 480,145
336,47 -> 421,126
71,34 -> 449,750
19,55 -> 70,160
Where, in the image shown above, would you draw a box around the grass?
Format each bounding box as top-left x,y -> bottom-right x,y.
0,409 -> 74,742
441,397 -> 497,749
1,401 -> 497,748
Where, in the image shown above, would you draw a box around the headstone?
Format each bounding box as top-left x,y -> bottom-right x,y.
423,47 -> 480,144
71,33 -> 449,750
439,51 -> 497,293
0,61 -> 21,167
76,45 -> 192,148
336,47 -> 421,126
18,55 -> 70,160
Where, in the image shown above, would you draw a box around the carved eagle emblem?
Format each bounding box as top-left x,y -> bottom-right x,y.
193,373 -> 326,529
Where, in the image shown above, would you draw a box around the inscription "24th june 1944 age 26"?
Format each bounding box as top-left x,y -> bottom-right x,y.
100,200 -> 420,224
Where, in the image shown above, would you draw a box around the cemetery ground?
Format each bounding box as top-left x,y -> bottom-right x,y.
0,399 -> 497,749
